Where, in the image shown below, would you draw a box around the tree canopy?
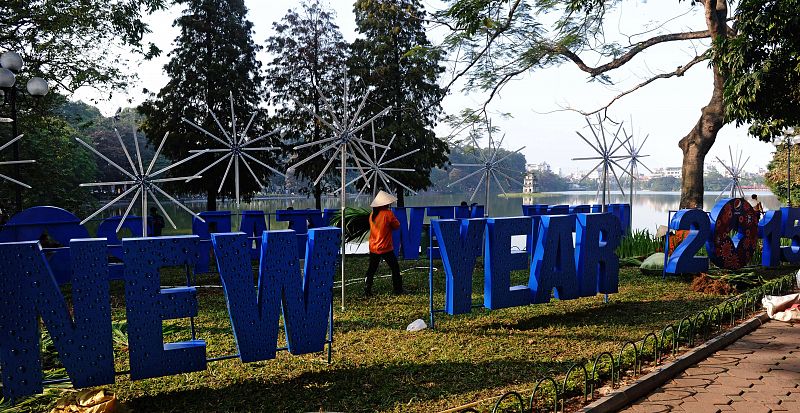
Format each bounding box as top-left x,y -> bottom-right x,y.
265,0 -> 349,209
139,0 -> 276,210
0,0 -> 166,93
717,0 -> 800,142
437,0 -> 732,208
350,0 -> 449,207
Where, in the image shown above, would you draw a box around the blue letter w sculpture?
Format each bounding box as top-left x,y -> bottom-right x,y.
0,239 -> 114,400
212,228 -> 339,361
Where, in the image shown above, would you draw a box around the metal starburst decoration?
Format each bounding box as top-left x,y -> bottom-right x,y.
448,120 -> 525,217
183,92 -> 285,206
342,122 -> 419,199
0,134 -> 35,188
290,80 -> 391,188
620,127 -> 652,226
716,146 -> 749,200
289,78 -> 393,311
76,125 -> 207,236
572,115 -> 632,211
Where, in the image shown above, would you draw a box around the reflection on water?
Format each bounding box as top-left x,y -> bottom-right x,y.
90,190 -> 779,235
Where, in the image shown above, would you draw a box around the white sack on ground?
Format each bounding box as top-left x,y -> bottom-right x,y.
762,293 -> 800,321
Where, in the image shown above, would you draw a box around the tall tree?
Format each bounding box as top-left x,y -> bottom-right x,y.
350,0 -> 449,207
0,0 -> 165,93
139,0 -> 273,211
264,0 -> 348,209
717,0 -> 800,142
439,0 -> 737,208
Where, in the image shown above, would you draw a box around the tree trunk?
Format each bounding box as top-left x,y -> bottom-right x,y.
678,0 -> 729,209
206,189 -> 217,211
396,183 -> 405,207
314,183 -> 322,210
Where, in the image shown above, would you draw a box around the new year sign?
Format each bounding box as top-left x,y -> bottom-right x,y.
432,212 -> 622,315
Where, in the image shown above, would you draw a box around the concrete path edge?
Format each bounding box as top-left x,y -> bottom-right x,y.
578,312 -> 770,413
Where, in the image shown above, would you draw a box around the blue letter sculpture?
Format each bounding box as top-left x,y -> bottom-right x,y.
212,228 -> 339,360
0,239 -> 113,400
529,215 -> 579,303
575,213 -> 622,296
780,207 -> 800,263
759,210 -> 782,268
392,207 -> 425,260
432,219 -> 485,315
664,209 -> 710,274
484,217 -> 532,309
123,236 -> 206,380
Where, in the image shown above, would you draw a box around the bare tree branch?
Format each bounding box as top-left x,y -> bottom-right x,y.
554,30 -> 710,77
540,50 -> 711,117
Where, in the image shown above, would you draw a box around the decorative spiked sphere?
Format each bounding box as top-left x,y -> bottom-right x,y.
572,115 -> 632,210
716,147 -> 750,201
183,92 -> 285,206
447,118 -> 525,217
0,135 -> 35,188
77,124 -> 207,236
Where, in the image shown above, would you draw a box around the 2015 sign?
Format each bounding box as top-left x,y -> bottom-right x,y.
0,228 -> 339,401
666,198 -> 799,274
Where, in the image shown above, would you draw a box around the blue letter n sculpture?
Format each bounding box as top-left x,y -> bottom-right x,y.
0,239 -> 114,400
432,219 -> 485,315
212,228 -> 339,361
123,236 -> 206,380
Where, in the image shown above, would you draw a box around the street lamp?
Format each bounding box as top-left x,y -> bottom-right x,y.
0,51 -> 49,212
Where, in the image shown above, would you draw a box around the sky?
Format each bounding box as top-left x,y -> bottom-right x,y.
72,0 -> 776,176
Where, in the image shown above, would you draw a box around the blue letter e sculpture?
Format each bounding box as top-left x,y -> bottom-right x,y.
123,236 -> 206,380
484,217 -> 532,309
0,239 -> 114,401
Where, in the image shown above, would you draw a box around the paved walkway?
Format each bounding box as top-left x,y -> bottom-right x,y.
621,320 -> 800,413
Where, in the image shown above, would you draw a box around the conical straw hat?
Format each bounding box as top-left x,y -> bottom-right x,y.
370,190 -> 397,208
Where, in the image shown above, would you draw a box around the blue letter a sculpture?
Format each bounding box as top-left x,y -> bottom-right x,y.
212,227 -> 339,361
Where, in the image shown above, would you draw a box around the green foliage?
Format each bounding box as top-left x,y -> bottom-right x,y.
139,0 -> 275,210
265,0 -> 349,208
717,0 -> 800,141
350,0 -> 450,205
329,207 -> 372,244
765,136 -> 800,204
617,229 -> 662,259
0,116 -> 97,214
0,0 -> 166,93
645,176 -> 681,192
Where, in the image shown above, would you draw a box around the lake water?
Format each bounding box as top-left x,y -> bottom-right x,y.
93,190 -> 781,236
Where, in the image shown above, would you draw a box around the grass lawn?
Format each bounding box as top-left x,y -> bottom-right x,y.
9,257 -> 795,413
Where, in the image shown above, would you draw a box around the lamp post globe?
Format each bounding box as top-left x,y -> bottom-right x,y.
0,68 -> 15,89
26,77 -> 49,97
0,52 -> 23,73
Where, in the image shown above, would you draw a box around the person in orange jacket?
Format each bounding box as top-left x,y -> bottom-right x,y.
365,190 -> 403,296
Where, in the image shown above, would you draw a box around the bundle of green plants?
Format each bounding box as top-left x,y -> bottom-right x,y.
329,207 -> 371,244
708,271 -> 765,290
616,229 -> 662,259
